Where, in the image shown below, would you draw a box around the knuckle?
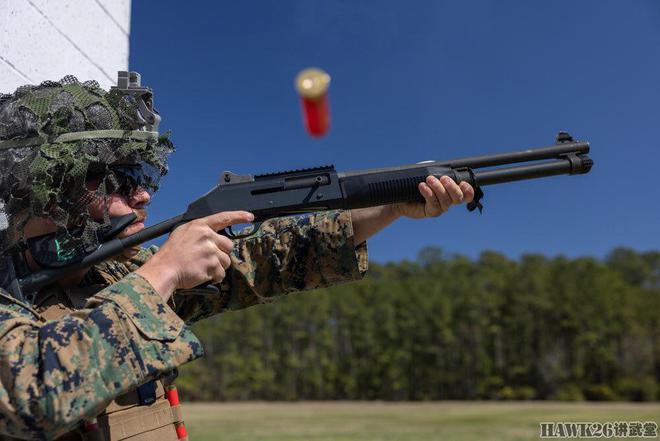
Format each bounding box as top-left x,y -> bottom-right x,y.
200,228 -> 215,241
199,257 -> 212,271
205,238 -> 218,252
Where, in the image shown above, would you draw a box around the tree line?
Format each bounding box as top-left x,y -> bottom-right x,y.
177,247 -> 660,401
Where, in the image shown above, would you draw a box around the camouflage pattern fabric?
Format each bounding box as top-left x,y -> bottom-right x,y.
172,210 -> 367,323
0,210 -> 367,439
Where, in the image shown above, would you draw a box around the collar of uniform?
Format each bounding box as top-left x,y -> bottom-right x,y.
80,259 -> 132,287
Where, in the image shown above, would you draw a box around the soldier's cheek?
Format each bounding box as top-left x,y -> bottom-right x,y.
86,194 -> 134,220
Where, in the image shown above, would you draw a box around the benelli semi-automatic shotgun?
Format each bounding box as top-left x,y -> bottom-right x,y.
13,131 -> 593,299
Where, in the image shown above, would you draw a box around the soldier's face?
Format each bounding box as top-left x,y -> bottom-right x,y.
84,181 -> 151,238
80,180 -> 151,258
21,183 -> 152,271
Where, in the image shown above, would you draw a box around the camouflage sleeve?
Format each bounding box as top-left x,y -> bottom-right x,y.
0,273 -> 203,439
173,209 -> 368,323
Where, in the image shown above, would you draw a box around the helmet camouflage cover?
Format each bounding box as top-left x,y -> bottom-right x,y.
0,72 -> 173,265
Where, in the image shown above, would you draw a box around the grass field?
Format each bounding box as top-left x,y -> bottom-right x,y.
182,401 -> 660,441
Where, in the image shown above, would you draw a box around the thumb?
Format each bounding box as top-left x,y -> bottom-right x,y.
201,211 -> 254,231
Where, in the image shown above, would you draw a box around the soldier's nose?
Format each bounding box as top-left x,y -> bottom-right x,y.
129,187 -> 151,208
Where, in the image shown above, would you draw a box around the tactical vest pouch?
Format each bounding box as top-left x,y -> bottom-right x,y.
95,399 -> 178,441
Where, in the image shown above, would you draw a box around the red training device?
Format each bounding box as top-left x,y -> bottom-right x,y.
175,422 -> 188,439
166,385 -> 180,406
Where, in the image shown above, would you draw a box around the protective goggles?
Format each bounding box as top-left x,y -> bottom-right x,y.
90,163 -> 160,198
109,164 -> 147,195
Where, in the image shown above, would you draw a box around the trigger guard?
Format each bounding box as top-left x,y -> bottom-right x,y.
225,222 -> 263,239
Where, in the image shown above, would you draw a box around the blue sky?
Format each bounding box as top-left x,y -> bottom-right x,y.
130,1 -> 660,263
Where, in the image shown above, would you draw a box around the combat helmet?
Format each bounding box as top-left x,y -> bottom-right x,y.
0,72 -> 173,291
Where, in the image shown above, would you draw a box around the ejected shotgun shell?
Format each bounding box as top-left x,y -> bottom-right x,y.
295,67 -> 331,137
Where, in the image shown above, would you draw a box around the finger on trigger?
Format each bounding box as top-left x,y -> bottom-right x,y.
204,210 -> 255,231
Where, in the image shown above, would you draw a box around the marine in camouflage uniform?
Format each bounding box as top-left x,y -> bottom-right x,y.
0,74 -> 367,440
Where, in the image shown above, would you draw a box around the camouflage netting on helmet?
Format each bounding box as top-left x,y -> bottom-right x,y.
0,75 -> 174,256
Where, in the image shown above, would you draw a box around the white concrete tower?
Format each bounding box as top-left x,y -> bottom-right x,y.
0,0 -> 131,92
